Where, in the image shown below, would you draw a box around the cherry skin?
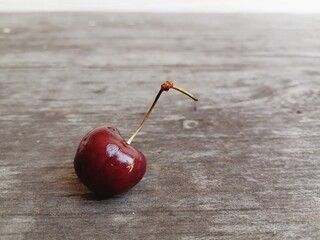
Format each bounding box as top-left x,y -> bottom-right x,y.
74,126 -> 146,197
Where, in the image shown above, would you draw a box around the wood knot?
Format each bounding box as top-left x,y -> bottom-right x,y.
161,80 -> 174,91
183,119 -> 199,129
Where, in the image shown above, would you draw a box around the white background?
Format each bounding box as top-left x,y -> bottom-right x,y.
0,0 -> 320,13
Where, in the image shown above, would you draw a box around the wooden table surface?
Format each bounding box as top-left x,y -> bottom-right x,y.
1,13 -> 320,240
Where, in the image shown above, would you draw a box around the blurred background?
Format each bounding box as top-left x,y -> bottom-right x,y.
1,0 -> 320,13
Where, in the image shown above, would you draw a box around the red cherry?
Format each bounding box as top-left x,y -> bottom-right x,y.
74,126 -> 146,196
74,81 -> 198,197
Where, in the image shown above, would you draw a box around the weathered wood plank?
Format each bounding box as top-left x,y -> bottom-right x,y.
0,13 -> 320,240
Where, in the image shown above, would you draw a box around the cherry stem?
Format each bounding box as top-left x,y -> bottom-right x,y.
127,81 -> 198,144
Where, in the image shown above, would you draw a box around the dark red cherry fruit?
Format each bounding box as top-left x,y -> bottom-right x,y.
74,81 -> 198,197
74,126 -> 146,196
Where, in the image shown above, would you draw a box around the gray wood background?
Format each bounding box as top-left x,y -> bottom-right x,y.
0,13 -> 320,240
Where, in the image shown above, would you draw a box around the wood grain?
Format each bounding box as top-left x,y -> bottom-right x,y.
0,13 -> 320,240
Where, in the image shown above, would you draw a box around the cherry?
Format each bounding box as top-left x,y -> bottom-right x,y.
74,81 -> 198,197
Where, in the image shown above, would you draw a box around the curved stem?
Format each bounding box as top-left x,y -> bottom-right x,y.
127,81 -> 198,144
172,86 -> 198,102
